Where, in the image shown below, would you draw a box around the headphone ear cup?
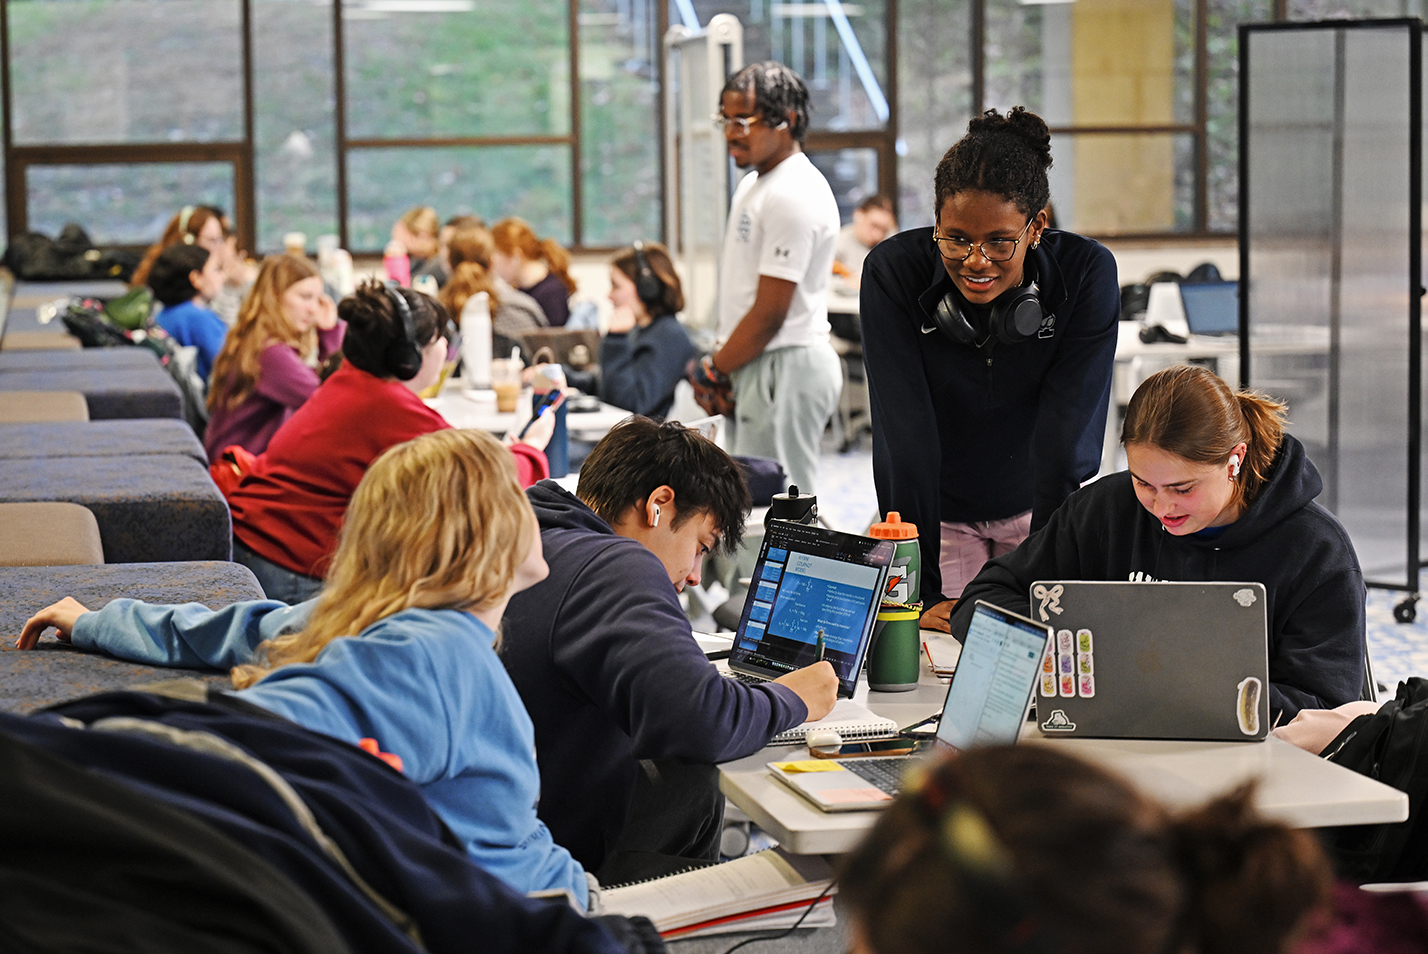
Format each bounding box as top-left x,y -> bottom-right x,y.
932,293 -> 978,347
988,283 -> 1046,345
631,245 -> 665,309
384,286 -> 423,380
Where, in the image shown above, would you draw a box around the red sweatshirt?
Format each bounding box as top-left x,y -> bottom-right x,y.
229,362 -> 547,577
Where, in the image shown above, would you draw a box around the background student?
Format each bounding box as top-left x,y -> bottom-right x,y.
840,745 -> 1330,954
951,365 -> 1366,721
204,254 -> 343,463
861,107 -> 1119,626
599,242 -> 696,419
490,217 -> 577,328
17,429 -> 590,907
439,225 -> 548,362
147,242 -> 229,382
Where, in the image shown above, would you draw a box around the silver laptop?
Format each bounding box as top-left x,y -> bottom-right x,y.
1029,580 -> 1269,742
767,601 -> 1051,812
725,519 -> 895,699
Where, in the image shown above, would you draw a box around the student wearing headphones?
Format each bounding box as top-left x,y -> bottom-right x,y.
222,281 -> 552,603
860,107 -> 1119,628
600,242 -> 697,418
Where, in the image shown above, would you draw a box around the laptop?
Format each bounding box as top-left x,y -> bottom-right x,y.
1028,580 -> 1269,742
725,519 -> 896,699
1179,281 -> 1239,337
767,601 -> 1051,812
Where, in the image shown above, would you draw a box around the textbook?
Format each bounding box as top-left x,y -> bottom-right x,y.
600,848 -> 836,938
770,697 -> 898,745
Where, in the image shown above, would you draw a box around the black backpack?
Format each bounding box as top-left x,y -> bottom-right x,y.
1318,678 -> 1428,881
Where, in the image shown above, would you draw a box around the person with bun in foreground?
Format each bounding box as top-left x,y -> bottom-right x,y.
840,745 -> 1331,954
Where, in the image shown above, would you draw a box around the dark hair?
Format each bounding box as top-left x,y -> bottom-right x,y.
721,61 -> 811,144
934,107 -> 1053,219
611,242 -> 684,317
858,194 -> 897,216
1121,365 -> 1288,508
840,746 -> 1330,954
335,280 -> 447,379
444,214 -> 484,232
576,417 -> 749,554
148,243 -> 210,306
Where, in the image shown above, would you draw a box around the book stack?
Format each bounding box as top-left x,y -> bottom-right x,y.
600,848 -> 836,939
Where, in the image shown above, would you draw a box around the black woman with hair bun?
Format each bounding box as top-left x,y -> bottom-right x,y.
860,107 -> 1120,632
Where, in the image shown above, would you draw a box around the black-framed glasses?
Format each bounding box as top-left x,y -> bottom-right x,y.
932,218 -> 1034,263
711,113 -> 764,136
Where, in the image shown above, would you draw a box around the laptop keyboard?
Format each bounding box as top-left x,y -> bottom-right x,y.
724,670 -> 772,686
842,758 -> 909,796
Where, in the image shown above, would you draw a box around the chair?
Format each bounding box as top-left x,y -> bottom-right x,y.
0,502 -> 104,566
0,390 -> 89,422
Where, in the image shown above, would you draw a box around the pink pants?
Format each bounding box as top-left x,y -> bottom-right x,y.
939,512 -> 1033,598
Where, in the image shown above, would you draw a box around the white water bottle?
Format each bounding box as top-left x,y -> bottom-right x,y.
461,292 -> 492,389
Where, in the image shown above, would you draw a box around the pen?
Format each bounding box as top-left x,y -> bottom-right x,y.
816,630 -> 826,662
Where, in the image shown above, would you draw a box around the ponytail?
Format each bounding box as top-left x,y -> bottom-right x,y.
1170,785 -> 1331,954
539,237 -> 576,295
440,260 -> 503,318
1122,365 -> 1288,507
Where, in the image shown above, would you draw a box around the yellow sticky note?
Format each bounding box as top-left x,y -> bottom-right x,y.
771,760 -> 845,773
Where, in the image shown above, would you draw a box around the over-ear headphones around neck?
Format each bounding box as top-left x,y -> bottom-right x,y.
630,241 -> 665,310
930,263 -> 1046,349
383,283 -> 423,381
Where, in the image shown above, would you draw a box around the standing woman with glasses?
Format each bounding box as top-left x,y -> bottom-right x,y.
861,107 -> 1119,631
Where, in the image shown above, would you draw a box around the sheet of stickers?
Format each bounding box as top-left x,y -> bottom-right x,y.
1040,628 -> 1094,699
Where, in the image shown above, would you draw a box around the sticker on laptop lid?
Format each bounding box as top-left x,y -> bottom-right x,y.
1077,628 -> 1093,653
1060,674 -> 1076,697
1232,588 -> 1258,608
1041,645 -> 1055,675
1236,677 -> 1262,735
1078,674 -> 1095,698
1057,629 -> 1074,655
1041,709 -> 1077,732
1078,653 -> 1093,675
1059,653 -> 1075,675
1041,674 -> 1057,697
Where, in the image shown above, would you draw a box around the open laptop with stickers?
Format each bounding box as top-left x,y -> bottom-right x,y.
725,519 -> 895,698
767,601 -> 1051,812
1029,580 -> 1269,742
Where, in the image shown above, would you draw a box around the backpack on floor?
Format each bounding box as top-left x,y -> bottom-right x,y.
1318,677 -> 1428,881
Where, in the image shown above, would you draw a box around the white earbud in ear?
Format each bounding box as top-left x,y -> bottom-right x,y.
652,505 -> 661,528
1229,455 -> 1241,478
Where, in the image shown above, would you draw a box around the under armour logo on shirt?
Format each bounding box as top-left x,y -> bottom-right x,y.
773,246 -> 791,259
737,212 -> 752,243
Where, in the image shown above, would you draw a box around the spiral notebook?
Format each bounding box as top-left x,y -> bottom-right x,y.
769,696 -> 898,745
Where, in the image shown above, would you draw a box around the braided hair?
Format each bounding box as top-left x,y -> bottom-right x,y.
721,61 -> 812,144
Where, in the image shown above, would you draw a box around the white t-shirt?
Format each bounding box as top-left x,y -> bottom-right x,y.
716,151 -> 840,351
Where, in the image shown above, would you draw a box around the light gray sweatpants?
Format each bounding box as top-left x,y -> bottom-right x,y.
728,340 -> 842,496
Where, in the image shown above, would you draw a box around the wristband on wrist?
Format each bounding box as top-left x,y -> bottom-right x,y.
702,355 -> 730,386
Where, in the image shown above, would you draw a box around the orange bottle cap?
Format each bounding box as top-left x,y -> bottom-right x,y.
868,512 -> 918,540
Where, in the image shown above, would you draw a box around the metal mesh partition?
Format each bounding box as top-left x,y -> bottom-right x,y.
1241,19 -> 1422,613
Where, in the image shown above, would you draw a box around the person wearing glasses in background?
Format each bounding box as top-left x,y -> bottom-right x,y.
860,107 -> 1119,633
693,61 -> 842,495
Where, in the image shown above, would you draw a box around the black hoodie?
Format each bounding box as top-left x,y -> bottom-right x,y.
950,435 -> 1365,721
501,482 -> 806,873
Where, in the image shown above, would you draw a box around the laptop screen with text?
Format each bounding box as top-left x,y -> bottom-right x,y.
935,603 -> 1050,753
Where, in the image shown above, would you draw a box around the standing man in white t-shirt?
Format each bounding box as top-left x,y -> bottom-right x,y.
698,61 -> 842,495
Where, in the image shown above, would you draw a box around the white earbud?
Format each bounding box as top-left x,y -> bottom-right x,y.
1229,455 -> 1241,478
652,505 -> 661,527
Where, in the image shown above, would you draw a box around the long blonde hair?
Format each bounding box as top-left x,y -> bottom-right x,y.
491,217 -> 576,295
207,254 -> 321,413
231,428 -> 535,688
440,226 -> 503,316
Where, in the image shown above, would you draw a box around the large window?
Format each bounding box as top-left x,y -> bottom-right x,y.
4,0 -> 1427,252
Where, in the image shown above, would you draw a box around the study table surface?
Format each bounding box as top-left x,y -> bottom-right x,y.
424,384 -> 633,440
718,645 -> 1409,855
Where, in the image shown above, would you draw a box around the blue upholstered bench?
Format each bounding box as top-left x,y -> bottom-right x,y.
0,454 -> 231,563
0,348 -> 160,372
0,367 -> 183,419
0,419 -> 206,464
0,561 -> 265,714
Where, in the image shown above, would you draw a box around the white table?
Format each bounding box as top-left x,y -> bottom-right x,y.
718,645 -> 1409,855
424,382 -> 633,441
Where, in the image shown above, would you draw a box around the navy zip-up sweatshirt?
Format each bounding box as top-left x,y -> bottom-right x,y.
860,227 -> 1120,605
501,481 -> 806,872
949,435 -> 1366,721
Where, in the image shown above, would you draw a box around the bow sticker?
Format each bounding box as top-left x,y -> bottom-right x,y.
1033,584 -> 1064,622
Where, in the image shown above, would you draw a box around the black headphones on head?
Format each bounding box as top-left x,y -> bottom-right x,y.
630,241 -> 665,310
383,283 -> 423,381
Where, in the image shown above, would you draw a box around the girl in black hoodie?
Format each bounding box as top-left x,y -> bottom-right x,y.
951,365 -> 1365,721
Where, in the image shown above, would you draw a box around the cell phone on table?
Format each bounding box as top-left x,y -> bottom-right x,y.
809,738 -> 917,759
